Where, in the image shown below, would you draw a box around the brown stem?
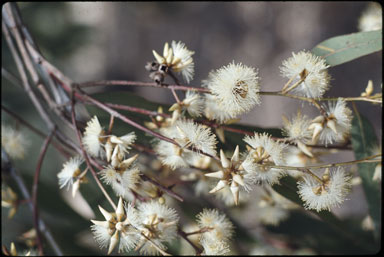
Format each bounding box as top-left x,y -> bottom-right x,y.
70,92 -> 117,210
77,80 -> 210,93
32,128 -> 56,255
140,174 -> 184,202
177,228 -> 203,255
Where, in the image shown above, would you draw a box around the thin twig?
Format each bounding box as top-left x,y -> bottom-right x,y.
177,228 -> 203,255
2,149 -> 63,256
140,174 -> 184,202
70,91 -> 117,211
32,128 -> 56,255
264,154 -> 381,171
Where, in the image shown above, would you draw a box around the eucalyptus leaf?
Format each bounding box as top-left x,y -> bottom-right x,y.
272,175 -> 378,253
312,30 -> 382,66
350,110 -> 381,240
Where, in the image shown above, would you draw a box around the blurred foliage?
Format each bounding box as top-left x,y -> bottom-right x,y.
350,109 -> 381,241
17,3 -> 91,63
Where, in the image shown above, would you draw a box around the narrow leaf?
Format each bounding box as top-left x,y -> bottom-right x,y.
350,109 -> 381,240
312,30 -> 382,66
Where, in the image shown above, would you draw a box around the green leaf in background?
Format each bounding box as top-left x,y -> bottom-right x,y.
272,175 -> 377,253
350,108 -> 381,241
311,30 -> 382,66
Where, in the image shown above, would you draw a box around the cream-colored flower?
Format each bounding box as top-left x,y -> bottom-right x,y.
282,111 -> 313,157
309,98 -> 352,145
203,93 -> 235,123
91,198 -> 141,254
82,116 -> 105,158
196,208 -> 234,243
205,146 -> 252,205
358,3 -> 382,32
297,167 -> 352,212
201,237 -> 230,256
152,41 -> 195,83
203,62 -> 260,119
100,154 -> 140,200
57,156 -> 84,190
154,119 -> 217,170
135,200 -> 179,255
242,133 -> 287,185
1,125 -> 30,160
280,51 -> 330,98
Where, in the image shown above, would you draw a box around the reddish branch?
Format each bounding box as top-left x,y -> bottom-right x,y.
32,128 -> 56,255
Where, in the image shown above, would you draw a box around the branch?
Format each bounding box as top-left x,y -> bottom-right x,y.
2,149 -> 63,256
32,128 -> 56,255
70,92 -> 117,211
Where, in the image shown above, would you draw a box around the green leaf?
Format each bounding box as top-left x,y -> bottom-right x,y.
272,175 -> 378,253
312,30 -> 382,66
350,109 -> 381,240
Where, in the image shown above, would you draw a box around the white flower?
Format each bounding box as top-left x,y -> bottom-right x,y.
309,98 -> 352,145
1,125 -> 30,160
171,41 -> 195,83
174,119 -> 217,156
205,147 -> 253,205
358,3 -> 382,32
152,41 -> 195,83
280,51 -> 330,98
183,90 -> 203,117
111,132 -> 136,156
203,62 -> 261,119
196,208 -> 234,243
82,116 -> 105,157
242,133 -> 287,185
203,93 -> 235,123
154,119 -> 217,170
136,201 -> 179,255
282,111 -> 313,157
57,156 -> 84,189
201,238 -> 230,256
106,132 -> 137,166
253,186 -> 294,226
297,167 -> 352,212
100,156 -> 140,200
91,198 -> 140,254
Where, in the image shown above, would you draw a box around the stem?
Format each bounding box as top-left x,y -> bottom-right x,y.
265,154 -> 381,171
140,174 -> 184,202
282,77 -> 305,94
2,149 -> 63,256
70,93 -> 117,211
77,80 -> 210,93
177,228 -> 203,255
77,80 -> 381,104
32,128 -> 56,255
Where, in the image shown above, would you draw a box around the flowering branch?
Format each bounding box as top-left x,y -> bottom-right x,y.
77,80 -> 381,104
2,149 -> 63,256
264,153 -> 381,171
70,92 -> 117,211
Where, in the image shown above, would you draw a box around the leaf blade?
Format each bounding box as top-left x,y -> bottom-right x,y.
350,108 -> 381,240
312,30 -> 382,66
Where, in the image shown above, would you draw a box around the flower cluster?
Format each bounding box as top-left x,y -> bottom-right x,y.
203,62 -> 261,122
196,209 -> 233,255
151,41 -> 195,83
297,167 -> 352,212
1,125 -> 30,160
280,51 -> 331,98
